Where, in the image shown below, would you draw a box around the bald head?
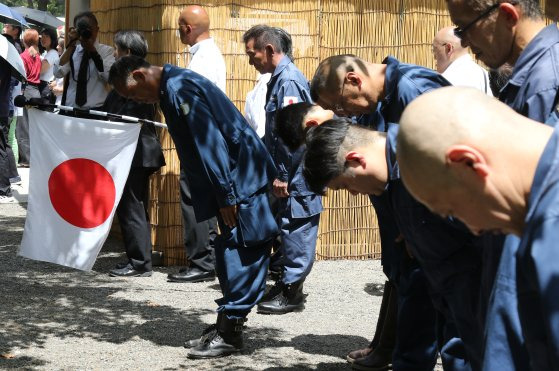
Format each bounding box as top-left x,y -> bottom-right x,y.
432,26 -> 468,73
397,86 -> 552,235
398,87 -> 524,191
178,5 -> 210,46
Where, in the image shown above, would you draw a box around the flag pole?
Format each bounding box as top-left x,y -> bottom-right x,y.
14,95 -> 168,129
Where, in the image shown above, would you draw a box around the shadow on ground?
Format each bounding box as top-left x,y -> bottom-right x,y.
0,212 -> 370,370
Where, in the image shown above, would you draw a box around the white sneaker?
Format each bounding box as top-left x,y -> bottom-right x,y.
0,195 -> 16,203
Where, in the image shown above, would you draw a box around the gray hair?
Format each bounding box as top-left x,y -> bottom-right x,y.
114,30 -> 148,58
243,25 -> 293,60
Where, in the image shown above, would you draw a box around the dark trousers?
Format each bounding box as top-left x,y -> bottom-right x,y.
1,117 -> 18,180
16,85 -> 40,166
214,191 -> 275,318
0,117 -> 11,196
179,168 -> 216,272
116,167 -> 154,271
392,246 -> 438,371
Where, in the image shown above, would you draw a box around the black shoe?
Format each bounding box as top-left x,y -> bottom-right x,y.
184,324 -> 217,348
167,266 -> 215,283
109,265 -> 152,277
257,280 -> 305,314
114,261 -> 130,270
259,280 -> 284,303
351,347 -> 392,371
187,315 -> 245,359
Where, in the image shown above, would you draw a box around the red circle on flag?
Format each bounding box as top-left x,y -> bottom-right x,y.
48,158 -> 116,228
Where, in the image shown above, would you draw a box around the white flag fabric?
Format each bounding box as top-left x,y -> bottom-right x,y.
19,109 -> 141,271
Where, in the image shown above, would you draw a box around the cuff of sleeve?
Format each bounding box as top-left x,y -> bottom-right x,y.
218,191 -> 237,208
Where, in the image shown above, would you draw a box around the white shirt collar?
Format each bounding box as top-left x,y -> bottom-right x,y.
189,38 -> 214,55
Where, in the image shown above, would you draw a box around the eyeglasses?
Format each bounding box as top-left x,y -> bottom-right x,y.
453,3 -> 500,39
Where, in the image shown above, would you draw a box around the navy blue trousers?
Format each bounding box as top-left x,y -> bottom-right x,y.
213,191 -> 276,318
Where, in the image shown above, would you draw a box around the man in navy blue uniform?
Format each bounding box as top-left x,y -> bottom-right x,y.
304,118 -> 483,371
108,56 -> 278,359
397,86 -> 559,370
446,1 -> 559,368
308,54 -> 481,371
242,25 -> 322,315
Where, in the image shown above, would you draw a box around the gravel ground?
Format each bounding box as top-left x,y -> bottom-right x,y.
0,203 -> 388,370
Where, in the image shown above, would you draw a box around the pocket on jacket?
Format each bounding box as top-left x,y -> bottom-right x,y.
237,192 -> 278,247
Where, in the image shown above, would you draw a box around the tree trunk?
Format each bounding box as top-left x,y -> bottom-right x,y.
27,0 -> 34,8
37,0 -> 49,11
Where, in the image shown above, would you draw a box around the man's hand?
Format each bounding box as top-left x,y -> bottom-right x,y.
272,179 -> 289,198
220,204 -> 238,228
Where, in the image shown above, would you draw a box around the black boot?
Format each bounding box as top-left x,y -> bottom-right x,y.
259,279 -> 284,303
352,284 -> 397,371
184,312 -> 222,348
257,279 -> 305,314
187,315 -> 246,359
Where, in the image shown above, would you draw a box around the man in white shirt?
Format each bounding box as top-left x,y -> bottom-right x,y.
178,5 -> 226,92
432,26 -> 492,96
167,5 -> 226,283
55,11 -> 115,112
244,73 -> 271,138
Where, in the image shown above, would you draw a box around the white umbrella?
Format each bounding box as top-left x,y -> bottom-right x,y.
0,34 -> 26,82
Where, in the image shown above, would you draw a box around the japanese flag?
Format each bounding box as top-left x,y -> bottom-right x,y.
19,109 -> 141,271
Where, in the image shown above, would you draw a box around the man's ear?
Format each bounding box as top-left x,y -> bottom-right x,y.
446,145 -> 489,177
346,72 -> 362,88
131,69 -> 146,83
345,151 -> 366,168
445,43 -> 453,57
265,44 -> 275,56
304,119 -> 319,128
498,2 -> 520,27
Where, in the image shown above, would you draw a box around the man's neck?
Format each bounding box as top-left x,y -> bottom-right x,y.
270,53 -> 286,72
192,32 -> 210,46
508,19 -> 546,66
448,50 -> 468,67
504,121 -> 553,235
370,63 -> 387,104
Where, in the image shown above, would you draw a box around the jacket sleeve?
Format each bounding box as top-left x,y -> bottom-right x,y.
274,80 -> 312,182
176,88 -> 237,208
526,217 -> 559,365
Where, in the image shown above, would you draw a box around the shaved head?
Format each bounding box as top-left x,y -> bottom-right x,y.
178,5 -> 211,46
397,86 -> 552,235
432,26 -> 468,73
398,87 -> 521,193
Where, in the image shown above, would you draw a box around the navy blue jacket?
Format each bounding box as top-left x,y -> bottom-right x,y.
365,57 -> 451,280
380,56 -> 451,124
517,123 -> 559,370
385,125 -> 482,293
500,23 -> 559,123
159,64 -> 276,222
265,55 -> 321,217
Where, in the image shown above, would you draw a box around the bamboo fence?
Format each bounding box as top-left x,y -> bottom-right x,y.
89,0 -> 480,265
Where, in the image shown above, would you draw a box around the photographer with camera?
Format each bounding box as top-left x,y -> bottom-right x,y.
55,11 -> 114,115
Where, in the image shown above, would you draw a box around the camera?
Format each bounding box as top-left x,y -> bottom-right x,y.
75,19 -> 92,40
